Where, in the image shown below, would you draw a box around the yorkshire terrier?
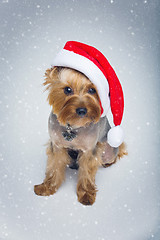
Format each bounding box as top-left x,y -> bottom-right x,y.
34,67 -> 127,205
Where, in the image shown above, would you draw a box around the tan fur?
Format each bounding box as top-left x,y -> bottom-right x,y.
44,67 -> 101,128
77,144 -> 102,205
34,141 -> 70,196
34,67 -> 127,205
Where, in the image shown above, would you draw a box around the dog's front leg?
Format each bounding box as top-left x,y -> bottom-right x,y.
77,149 -> 101,205
34,142 -> 69,196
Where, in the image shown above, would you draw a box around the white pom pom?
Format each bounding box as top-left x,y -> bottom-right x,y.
107,126 -> 124,148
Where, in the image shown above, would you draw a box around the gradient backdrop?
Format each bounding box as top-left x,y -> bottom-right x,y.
0,0 -> 160,239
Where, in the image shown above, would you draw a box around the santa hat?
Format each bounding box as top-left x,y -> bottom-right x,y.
52,41 -> 124,147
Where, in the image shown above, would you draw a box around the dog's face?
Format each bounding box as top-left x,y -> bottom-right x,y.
44,67 -> 101,128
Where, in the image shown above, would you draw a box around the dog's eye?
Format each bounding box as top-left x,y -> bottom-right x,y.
88,88 -> 96,94
64,87 -> 73,95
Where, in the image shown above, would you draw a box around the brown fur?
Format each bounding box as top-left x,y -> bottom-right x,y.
34,142 -> 70,196
43,67 -> 101,128
34,67 -> 127,205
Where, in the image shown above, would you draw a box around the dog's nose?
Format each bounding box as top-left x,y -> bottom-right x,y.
76,108 -> 87,117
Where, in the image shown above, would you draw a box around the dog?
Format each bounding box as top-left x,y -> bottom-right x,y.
34,67 -> 127,205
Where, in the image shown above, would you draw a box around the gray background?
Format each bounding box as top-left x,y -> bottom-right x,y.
0,0 -> 160,239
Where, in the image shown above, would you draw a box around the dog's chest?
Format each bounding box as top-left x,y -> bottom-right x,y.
48,112 -> 108,151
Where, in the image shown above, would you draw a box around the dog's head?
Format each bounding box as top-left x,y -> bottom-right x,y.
44,67 -> 101,128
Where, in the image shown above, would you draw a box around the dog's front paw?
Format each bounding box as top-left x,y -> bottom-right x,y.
34,183 -> 56,196
78,191 -> 96,205
77,183 -> 97,205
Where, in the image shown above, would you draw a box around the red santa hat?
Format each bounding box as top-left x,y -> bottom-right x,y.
52,41 -> 124,147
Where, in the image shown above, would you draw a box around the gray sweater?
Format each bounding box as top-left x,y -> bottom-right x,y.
48,112 -> 118,164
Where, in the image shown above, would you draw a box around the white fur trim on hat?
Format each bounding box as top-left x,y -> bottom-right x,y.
52,49 -> 110,117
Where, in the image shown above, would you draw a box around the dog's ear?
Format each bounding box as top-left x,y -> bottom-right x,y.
43,67 -> 57,88
43,67 -> 64,89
